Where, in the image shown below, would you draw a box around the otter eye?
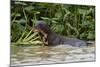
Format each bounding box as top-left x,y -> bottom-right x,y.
38,24 -> 43,28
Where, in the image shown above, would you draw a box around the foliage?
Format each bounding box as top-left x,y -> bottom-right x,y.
11,1 -> 95,45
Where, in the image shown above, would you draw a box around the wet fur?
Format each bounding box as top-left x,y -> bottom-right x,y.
27,20 -> 87,47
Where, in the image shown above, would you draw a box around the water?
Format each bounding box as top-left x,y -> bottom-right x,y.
11,43 -> 95,66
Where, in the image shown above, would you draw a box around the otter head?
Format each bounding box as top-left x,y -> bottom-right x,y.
34,21 -> 51,34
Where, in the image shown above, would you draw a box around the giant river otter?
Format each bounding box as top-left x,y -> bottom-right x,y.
27,20 -> 87,47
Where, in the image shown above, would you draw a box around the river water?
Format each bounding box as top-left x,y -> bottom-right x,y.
11,43 -> 95,66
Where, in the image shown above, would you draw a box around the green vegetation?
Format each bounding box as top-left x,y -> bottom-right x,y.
11,1 -> 95,45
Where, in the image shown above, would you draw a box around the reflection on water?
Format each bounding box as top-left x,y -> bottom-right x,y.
11,44 -> 95,66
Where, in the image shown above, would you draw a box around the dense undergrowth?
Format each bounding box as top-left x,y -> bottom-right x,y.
11,1 -> 95,45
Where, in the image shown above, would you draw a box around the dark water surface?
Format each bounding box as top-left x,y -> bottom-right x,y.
11,43 -> 95,66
